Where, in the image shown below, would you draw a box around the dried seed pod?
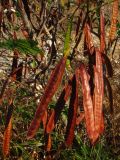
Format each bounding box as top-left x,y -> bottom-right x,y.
46,78 -> 72,133
100,8 -> 106,54
3,101 -> 13,157
27,57 -> 66,139
42,111 -> 48,130
76,112 -> 84,126
102,54 -> 113,77
84,23 -> 95,55
109,0 -> 119,44
65,69 -> 79,147
3,118 -> 12,157
45,134 -> 52,152
79,64 -> 97,144
94,48 -> 104,138
11,49 -> 19,81
104,76 -> 113,113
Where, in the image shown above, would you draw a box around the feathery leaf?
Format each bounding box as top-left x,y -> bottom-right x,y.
0,39 -> 43,56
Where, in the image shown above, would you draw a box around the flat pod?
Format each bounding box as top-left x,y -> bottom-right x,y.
94,49 -> 104,138
79,64 -> 97,144
84,23 -> 95,55
100,8 -> 106,54
3,118 -> 12,157
45,134 -> 52,152
109,0 -> 119,44
102,54 -> 113,77
46,78 -> 72,133
65,69 -> 79,147
76,112 -> 84,126
27,57 -> 67,139
104,76 -> 113,113
3,101 -> 13,157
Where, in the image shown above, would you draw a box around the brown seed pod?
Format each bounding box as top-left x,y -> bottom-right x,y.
27,57 -> 67,139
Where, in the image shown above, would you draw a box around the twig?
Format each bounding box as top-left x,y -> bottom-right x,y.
70,10 -> 88,60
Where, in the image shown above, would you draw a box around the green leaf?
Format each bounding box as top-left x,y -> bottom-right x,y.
63,17 -> 73,57
66,59 -> 71,70
117,30 -> 120,36
0,39 -> 43,56
117,22 -> 120,28
29,60 -> 37,69
15,11 -> 21,17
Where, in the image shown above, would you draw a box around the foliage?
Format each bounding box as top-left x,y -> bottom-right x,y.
0,39 -> 43,56
117,22 -> 120,36
0,0 -> 119,159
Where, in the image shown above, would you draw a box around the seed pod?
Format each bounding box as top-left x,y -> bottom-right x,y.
79,64 -> 97,144
3,101 -> 13,157
27,57 -> 66,139
109,0 -> 118,44
3,118 -> 12,157
84,23 -> 95,55
76,112 -> 84,126
65,69 -> 79,147
45,134 -> 52,152
100,8 -> 106,54
46,78 -> 72,133
94,48 -> 104,138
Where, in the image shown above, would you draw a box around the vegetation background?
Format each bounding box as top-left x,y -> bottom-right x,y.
0,0 -> 120,159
